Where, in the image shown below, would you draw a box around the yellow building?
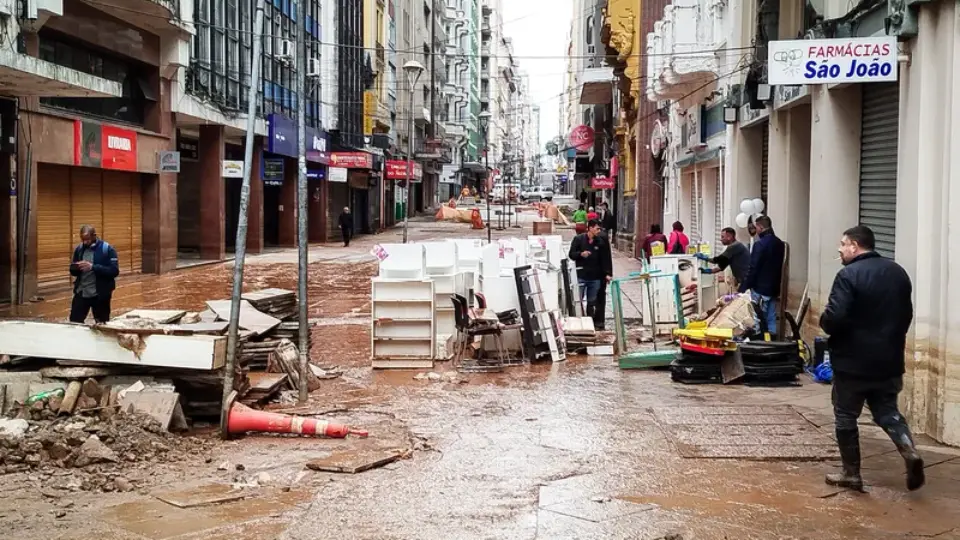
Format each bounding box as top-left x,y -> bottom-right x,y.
363,0 -> 390,135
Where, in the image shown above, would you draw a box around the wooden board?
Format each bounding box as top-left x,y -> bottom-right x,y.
0,321 -> 226,370
154,483 -> 250,508
40,366 -> 125,379
246,373 -> 288,395
178,322 -> 230,335
305,449 -> 403,474
119,391 -> 180,430
371,358 -> 435,369
118,310 -> 187,324
206,300 -> 281,336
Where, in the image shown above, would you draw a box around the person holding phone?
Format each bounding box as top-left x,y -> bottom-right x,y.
69,225 -> 119,323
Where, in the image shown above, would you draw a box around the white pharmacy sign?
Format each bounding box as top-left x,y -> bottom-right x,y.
768,37 -> 897,86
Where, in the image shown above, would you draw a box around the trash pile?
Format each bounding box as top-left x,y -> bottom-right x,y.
0,288 -> 327,435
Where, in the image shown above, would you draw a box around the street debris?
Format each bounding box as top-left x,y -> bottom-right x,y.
305,448 -> 404,474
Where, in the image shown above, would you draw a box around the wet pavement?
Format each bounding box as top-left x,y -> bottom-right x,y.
4,214 -> 960,539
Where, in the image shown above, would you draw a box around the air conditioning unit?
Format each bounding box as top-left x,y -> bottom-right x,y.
277,40 -> 295,63
307,57 -> 321,78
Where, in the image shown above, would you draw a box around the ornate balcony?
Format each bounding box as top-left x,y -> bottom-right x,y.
646,0 -> 725,102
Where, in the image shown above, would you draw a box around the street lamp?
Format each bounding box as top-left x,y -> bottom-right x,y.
402,60 -> 425,244
478,111 -> 492,244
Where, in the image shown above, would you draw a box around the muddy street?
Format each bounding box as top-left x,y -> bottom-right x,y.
3,219 -> 960,539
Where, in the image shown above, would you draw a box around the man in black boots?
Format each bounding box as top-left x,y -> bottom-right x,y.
820,225 -> 923,492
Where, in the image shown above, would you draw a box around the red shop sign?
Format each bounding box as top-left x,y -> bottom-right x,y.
329,152 -> 373,169
568,124 -> 595,152
385,160 -> 422,180
74,120 -> 138,171
591,176 -> 615,190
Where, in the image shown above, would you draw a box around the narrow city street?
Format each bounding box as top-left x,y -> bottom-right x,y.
3,217 -> 960,540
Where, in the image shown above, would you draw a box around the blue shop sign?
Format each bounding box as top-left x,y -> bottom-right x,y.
306,127 -> 330,165
262,157 -> 285,186
307,167 -> 325,180
267,114 -> 297,157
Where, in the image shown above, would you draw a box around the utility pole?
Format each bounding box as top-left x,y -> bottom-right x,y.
296,0 -> 309,403
221,0 -> 265,438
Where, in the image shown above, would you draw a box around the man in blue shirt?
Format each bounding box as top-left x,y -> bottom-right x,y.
69,225 -> 119,323
738,215 -> 785,334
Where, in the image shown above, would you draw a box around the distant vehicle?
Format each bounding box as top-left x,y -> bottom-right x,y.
522,185 -> 554,202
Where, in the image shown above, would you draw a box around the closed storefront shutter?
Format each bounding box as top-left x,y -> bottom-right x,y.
36,165 -> 72,286
689,175 -> 699,242
36,166 -> 142,291
760,123 -> 769,206
859,83 -> 900,258
715,173 -> 723,253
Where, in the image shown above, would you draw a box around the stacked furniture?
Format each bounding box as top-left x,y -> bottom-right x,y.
514,265 -> 566,363
372,244 -> 435,369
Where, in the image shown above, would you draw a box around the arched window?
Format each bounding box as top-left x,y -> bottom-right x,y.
585,15 -> 594,45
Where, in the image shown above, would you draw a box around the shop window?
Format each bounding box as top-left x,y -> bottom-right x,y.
38,31 -> 151,125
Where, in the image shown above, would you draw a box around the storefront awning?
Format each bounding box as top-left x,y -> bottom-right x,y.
579,67 -> 615,105
0,50 -> 122,97
674,147 -> 721,169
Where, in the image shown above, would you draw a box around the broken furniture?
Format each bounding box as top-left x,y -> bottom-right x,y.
450,294 -> 508,372
513,265 -> 566,363
370,277 -> 436,369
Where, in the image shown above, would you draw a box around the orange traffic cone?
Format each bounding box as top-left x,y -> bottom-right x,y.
227,402 -> 368,438
471,208 -> 484,230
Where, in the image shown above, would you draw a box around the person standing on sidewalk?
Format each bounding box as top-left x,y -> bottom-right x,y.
667,221 -> 689,255
600,202 -> 616,243
738,215 -> 784,334
568,219 -> 613,330
69,225 -> 119,323
820,225 -> 923,492
338,206 -> 353,247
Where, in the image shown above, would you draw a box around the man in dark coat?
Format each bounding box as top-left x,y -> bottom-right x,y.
600,202 -> 616,241
338,206 -> 353,247
820,225 -> 923,492
738,215 -> 785,334
69,225 -> 119,323
568,219 -> 613,330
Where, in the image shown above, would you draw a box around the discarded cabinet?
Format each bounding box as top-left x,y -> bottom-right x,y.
370,278 -> 436,369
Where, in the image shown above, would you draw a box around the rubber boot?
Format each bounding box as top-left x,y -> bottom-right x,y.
887,423 -> 925,491
826,429 -> 864,492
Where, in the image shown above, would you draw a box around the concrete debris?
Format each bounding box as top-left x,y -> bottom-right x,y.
0,419 -> 28,439
217,461 -> 230,471
73,435 -> 119,467
257,472 -> 273,485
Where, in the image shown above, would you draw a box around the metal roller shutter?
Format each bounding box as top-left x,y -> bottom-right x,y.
688,175 -> 699,242
859,83 -> 900,258
36,165 -> 72,287
760,123 -> 769,206
714,172 -> 723,254
102,171 -> 142,275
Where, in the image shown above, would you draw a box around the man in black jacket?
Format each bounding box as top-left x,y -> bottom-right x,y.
599,202 -> 616,242
69,225 -> 119,323
568,219 -> 613,329
820,225 -> 923,492
738,215 -> 785,334
338,206 -> 353,247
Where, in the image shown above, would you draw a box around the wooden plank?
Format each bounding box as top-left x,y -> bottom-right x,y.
305,449 -> 403,474
247,372 -> 288,393
119,391 -> 180,431
154,484 -> 250,509
205,300 -> 280,336
0,321 -> 226,370
41,366 -> 124,379
118,310 -> 187,324
371,359 -> 435,369
178,322 -> 230,335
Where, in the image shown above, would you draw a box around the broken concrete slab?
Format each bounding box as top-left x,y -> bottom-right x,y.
74,435 -> 119,466
118,310 -> 187,324
205,300 -> 280,336
305,449 -> 404,474
154,483 -> 250,508
119,391 -> 181,431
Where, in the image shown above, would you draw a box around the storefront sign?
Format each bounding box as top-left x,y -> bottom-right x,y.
768,36 -> 898,85
330,152 -> 373,169
222,160 -> 245,178
262,158 -> 284,186
306,128 -> 330,164
158,151 -> 181,173
176,136 -> 199,160
591,176 -> 615,190
328,167 -> 348,183
267,114 -> 296,157
363,91 -> 376,136
385,160 -> 423,180
74,121 -> 138,171
307,167 -> 325,180
568,125 -> 595,153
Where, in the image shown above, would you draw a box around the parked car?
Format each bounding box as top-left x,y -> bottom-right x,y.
522,185 -> 554,202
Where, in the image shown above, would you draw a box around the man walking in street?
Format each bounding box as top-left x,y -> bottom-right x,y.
820,225 -> 923,492
338,206 -> 353,247
69,225 -> 119,324
697,227 -> 749,293
568,219 -> 613,330
600,202 -> 616,243
738,215 -> 785,334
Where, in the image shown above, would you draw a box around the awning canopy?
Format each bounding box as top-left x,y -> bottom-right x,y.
579,67 -> 615,105
674,147 -> 721,169
0,50 -> 122,97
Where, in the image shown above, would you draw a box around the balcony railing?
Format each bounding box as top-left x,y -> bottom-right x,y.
416,138 -> 454,163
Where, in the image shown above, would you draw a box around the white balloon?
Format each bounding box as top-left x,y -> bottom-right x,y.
740,199 -> 755,214
735,212 -> 750,228
752,198 -> 765,214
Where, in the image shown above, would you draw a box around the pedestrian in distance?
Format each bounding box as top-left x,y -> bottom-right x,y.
600,202 -> 616,242
697,227 -> 749,293
587,206 -> 598,221
738,215 -> 785,335
568,219 -> 613,330
579,189 -> 588,206
666,221 -> 689,255
640,224 -> 668,261
819,225 -> 923,492
338,206 -> 353,247
69,225 -> 119,324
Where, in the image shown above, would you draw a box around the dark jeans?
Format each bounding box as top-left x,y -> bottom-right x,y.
341,227 -> 352,247
832,374 -> 915,453
578,279 -> 606,329
69,293 -> 112,324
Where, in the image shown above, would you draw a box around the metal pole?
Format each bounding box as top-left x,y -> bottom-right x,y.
296,0 -> 309,404
403,89 -> 414,244
485,143 -> 491,243
221,0 -> 265,438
